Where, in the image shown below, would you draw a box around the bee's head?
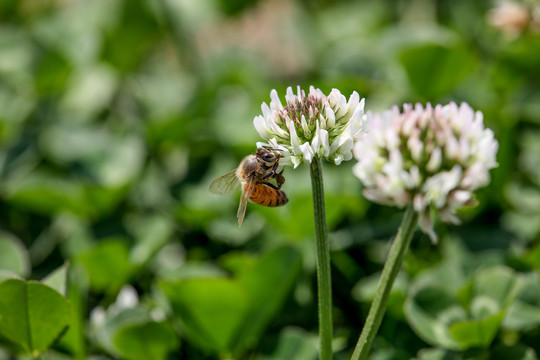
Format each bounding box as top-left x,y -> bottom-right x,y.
257,147 -> 282,163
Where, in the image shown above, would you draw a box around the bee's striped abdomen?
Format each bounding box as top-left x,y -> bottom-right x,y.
249,183 -> 288,207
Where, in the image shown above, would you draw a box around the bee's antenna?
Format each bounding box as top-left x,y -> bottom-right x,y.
261,145 -> 283,152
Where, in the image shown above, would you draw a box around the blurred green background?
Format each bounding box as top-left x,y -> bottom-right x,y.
1,0 -> 540,359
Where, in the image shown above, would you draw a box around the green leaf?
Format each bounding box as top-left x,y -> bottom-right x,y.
3,171 -> 89,217
405,285 -> 466,350
60,65 -> 118,121
160,277 -> 248,353
412,255 -> 467,295
129,215 -> 174,267
42,262 -> 69,296
56,267 -> 87,359
232,246 -> 302,354
406,266 -> 522,351
504,272 -> 540,331
101,1 -> 160,73
0,279 -> 71,356
456,266 -> 522,328
93,307 -> 149,356
520,131 -> 540,187
76,239 -> 132,292
415,348 -> 463,360
449,312 -> 504,349
0,231 -> 30,277
352,271 -> 408,319
469,266 -> 522,314
523,238 -> 540,270
0,269 -> 23,281
157,262 -> 226,281
218,252 -> 257,276
490,344 -> 538,360
260,327 -> 317,360
399,43 -> 476,100
159,246 -> 301,356
113,321 -> 179,360
34,49 -> 71,95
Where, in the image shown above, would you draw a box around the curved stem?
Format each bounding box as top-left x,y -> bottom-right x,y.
310,157 -> 333,360
351,206 -> 418,360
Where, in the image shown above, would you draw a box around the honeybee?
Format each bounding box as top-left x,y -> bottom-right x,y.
209,147 -> 289,226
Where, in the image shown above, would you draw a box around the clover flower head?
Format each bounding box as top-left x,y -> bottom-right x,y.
488,1 -> 531,37
353,102 -> 499,242
254,86 -> 367,168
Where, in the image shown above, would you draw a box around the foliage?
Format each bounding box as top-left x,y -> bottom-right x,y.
0,266 -> 70,358
0,0 -> 539,359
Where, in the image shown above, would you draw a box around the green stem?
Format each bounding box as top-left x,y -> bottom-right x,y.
351,205 -> 419,360
310,157 -> 333,360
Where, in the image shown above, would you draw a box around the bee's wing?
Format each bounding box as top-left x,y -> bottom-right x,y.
237,176 -> 254,226
209,169 -> 239,195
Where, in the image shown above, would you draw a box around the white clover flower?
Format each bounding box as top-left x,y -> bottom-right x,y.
254,86 -> 367,168
353,102 -> 499,242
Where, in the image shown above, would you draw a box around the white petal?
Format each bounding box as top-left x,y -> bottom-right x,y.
350,113 -> 365,137
301,114 -> 311,137
384,127 -> 400,150
288,120 -> 301,148
457,136 -> 470,162
477,129 -> 499,168
319,113 -> 326,129
296,85 -> 303,100
450,189 -> 472,204
328,89 -> 341,108
261,102 -> 272,119
445,137 -> 459,160
329,89 -> 347,118
456,102 -> 474,131
269,117 -> 289,139
90,307 -> 106,326
363,188 -> 393,206
426,147 -> 442,172
439,209 -> 461,224
462,162 -> 489,189
325,107 -> 336,129
419,211 -> 438,244
285,86 -> 296,105
291,155 -> 302,168
422,165 -> 462,208
334,154 -> 344,165
116,286 -> 139,309
408,132 -> 424,163
330,134 -> 353,155
413,193 -> 426,212
353,162 -> 372,185
445,165 -> 463,192
299,142 -> 314,163
253,115 -> 272,139
388,148 -> 403,170
269,89 -> 283,110
341,150 -> 353,162
347,91 -> 360,109
312,121 -> 330,158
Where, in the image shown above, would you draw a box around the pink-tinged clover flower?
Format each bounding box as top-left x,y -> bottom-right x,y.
353,102 -> 499,242
488,1 -> 531,38
254,86 -> 367,168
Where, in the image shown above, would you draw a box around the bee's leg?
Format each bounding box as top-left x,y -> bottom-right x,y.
263,170 -> 285,189
261,181 -> 280,190
262,161 -> 280,180
275,170 -> 285,189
